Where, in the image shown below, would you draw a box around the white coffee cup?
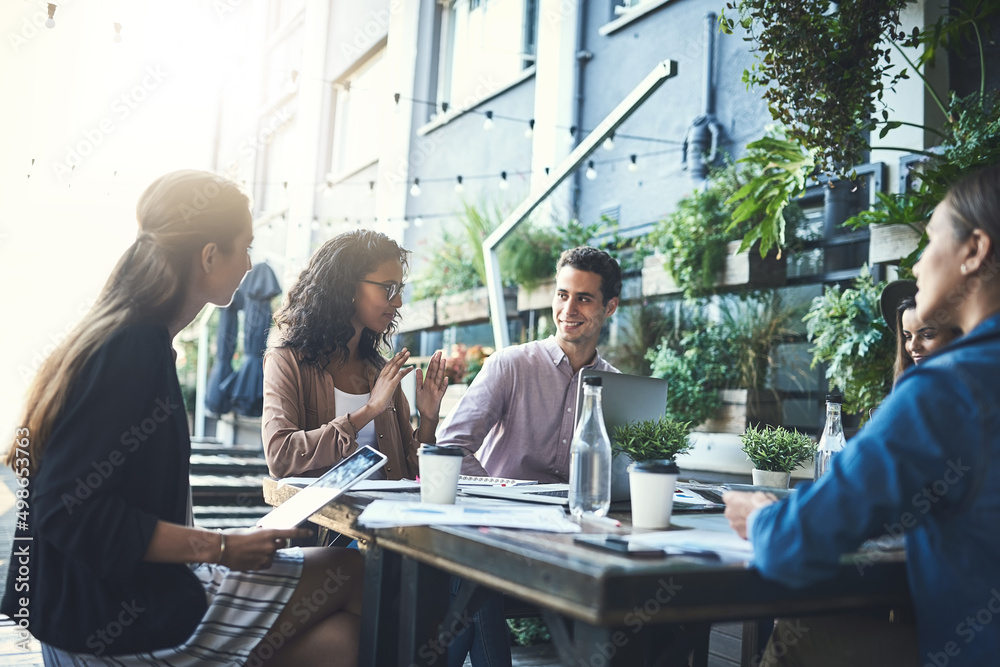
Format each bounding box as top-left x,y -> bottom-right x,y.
418,445 -> 464,504
627,459 -> 680,530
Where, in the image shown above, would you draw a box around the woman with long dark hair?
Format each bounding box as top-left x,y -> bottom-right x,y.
262,229 -> 447,480
2,170 -> 364,665
883,280 -> 962,385
725,164 -> 1000,665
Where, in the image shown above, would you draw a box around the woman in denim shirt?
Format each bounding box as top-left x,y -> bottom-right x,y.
725,164 -> 1000,666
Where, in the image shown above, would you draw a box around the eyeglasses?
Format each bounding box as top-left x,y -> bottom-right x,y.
358,279 -> 405,302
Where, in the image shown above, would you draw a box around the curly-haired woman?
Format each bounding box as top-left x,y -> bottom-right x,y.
261,229 -> 448,480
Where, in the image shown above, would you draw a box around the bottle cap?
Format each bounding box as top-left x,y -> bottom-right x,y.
627,459 -> 680,474
825,394 -> 843,404
583,376 -> 602,387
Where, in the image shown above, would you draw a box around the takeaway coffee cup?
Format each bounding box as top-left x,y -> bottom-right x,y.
418,444 -> 464,504
627,459 -> 680,529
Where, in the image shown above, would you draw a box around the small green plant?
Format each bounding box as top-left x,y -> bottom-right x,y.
648,322 -> 735,426
611,416 -> 693,463
740,424 -> 815,473
506,618 -> 551,646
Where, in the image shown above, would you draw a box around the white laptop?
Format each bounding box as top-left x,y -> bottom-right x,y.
257,446 -> 387,529
460,371 -> 668,505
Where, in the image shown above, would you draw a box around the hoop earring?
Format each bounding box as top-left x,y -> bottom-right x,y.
351,297 -> 355,303
961,264 -> 967,275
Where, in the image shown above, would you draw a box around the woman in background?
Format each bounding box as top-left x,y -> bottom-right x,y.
262,229 -> 447,480
882,280 -> 962,384
2,170 -> 363,666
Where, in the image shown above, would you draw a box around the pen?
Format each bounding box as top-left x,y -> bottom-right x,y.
575,513 -> 622,530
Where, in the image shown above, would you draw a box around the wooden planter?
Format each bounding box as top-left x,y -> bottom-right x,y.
695,389 -> 782,434
642,241 -> 787,297
396,298 -> 436,333
517,278 -> 556,311
437,287 -> 519,326
869,222 -> 923,265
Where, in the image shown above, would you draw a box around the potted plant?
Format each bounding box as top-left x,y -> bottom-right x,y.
610,416 -> 692,502
740,423 -> 815,488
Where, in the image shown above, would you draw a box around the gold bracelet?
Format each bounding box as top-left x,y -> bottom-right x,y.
346,412 -> 359,438
216,529 -> 226,564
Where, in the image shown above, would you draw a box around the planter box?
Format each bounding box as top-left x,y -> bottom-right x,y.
397,298 -> 436,333
641,241 -> 787,297
695,389 -> 782,434
517,278 -> 556,311
437,287 -> 518,326
869,222 -> 923,265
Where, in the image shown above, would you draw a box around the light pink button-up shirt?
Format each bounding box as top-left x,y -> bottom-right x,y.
437,337 -> 618,483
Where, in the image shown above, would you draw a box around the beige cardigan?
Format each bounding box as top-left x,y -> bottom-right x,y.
261,346 -> 420,480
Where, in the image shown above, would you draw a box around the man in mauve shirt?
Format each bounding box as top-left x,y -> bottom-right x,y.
436,246 -> 621,482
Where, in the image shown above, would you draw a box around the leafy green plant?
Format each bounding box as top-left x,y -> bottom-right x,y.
612,416 -> 693,462
410,226 -> 483,300
719,290 -> 804,392
803,265 -> 894,417
720,0 -> 910,178
740,423 -> 815,473
602,303 -> 674,376
506,618 -> 551,646
648,322 -> 734,426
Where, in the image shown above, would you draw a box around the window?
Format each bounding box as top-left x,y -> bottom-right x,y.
436,0 -> 538,110
330,50 -> 387,177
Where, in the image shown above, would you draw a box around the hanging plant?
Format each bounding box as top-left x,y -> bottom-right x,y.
720,0 -> 909,179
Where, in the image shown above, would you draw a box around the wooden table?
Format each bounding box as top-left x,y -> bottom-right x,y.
262,479 -> 910,667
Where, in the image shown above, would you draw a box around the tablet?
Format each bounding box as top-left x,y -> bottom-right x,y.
257,446 -> 388,529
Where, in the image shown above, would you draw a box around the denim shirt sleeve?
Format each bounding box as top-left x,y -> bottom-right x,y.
750,365 -> 981,587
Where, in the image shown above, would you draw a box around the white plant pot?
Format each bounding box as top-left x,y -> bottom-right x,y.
751,469 -> 791,489
628,470 -> 678,529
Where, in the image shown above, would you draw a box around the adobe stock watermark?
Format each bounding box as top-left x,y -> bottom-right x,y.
411,609 -> 475,666
753,619 -> 809,667
341,1 -> 405,58
7,0 -> 77,53
85,599 -> 147,655
219,108 -> 293,184
51,65 -> 169,181
245,566 -> 355,666
60,396 -> 181,514
572,577 -> 683,667
924,588 -> 1000,667
855,458 -> 972,574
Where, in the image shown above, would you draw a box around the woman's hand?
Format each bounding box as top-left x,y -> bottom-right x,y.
219,528 -> 311,571
723,491 -> 778,540
366,349 -> 415,416
415,350 -> 449,422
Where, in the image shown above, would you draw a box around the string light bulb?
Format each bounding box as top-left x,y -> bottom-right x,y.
409,178 -> 421,197
565,126 -> 577,145
483,111 -> 494,131
367,181 -> 375,197
498,171 -> 509,190
113,22 -> 122,42
524,119 -> 535,139
602,134 -> 615,151
45,3 -> 56,28
628,154 -> 639,172
414,216 -> 424,227
454,175 -> 464,194
585,161 -> 598,180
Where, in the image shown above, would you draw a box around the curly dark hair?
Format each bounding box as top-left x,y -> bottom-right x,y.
556,246 -> 622,304
273,230 -> 410,368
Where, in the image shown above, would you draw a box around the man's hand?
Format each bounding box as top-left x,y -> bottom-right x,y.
723,491 -> 778,540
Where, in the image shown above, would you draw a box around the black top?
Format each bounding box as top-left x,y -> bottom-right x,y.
2,324 -> 208,654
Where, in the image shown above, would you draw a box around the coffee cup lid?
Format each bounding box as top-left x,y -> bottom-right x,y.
418,444 -> 465,457
627,459 -> 680,474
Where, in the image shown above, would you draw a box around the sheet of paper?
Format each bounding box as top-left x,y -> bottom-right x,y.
357,500 -> 581,532
628,528 -> 755,560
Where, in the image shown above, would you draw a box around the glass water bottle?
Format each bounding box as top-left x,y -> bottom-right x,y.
569,376 -> 612,517
815,394 -> 846,479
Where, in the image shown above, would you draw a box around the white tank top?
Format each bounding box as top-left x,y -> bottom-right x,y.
333,388 -> 385,479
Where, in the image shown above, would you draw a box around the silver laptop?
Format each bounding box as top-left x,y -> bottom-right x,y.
460,371 -> 668,505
